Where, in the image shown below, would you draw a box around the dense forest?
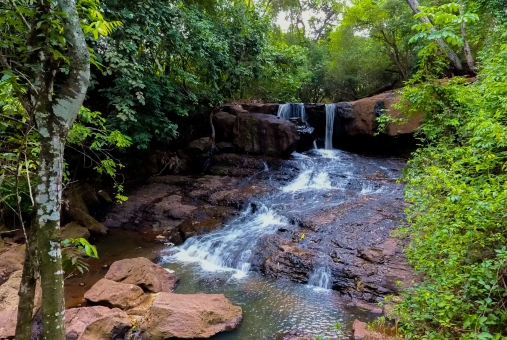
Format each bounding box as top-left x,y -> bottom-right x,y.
1,0 -> 507,339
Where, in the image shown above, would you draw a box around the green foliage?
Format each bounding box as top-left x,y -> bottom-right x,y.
61,238 -> 98,276
394,28 -> 507,340
411,3 -> 479,48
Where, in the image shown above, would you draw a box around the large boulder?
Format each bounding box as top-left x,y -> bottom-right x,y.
338,93 -> 421,137
241,103 -> 279,115
141,292 -> 242,339
233,113 -> 299,157
213,111 -> 237,143
84,278 -> 147,310
65,306 -> 131,340
104,257 -> 179,293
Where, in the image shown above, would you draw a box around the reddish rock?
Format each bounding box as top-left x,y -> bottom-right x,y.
141,292 -> 242,339
0,245 -> 25,281
84,278 -> 147,310
221,104 -> 248,116
338,93 -> 421,137
233,112 -> 299,157
353,319 -> 385,340
65,306 -> 131,340
0,271 -> 41,339
104,257 -> 179,293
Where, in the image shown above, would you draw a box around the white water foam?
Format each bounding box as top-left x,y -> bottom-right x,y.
308,266 -> 332,290
282,170 -> 334,192
169,204 -> 288,278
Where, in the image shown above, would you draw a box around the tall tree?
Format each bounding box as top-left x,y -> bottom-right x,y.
406,0 -> 464,71
0,0 -> 96,338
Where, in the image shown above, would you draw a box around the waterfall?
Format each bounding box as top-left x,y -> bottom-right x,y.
171,203 -> 288,278
325,104 -> 336,150
277,103 -> 307,123
308,266 -> 332,289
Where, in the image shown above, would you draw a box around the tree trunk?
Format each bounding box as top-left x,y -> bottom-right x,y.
14,0 -> 91,339
405,0 -> 464,71
35,128 -> 66,340
15,225 -> 38,340
460,5 -> 476,73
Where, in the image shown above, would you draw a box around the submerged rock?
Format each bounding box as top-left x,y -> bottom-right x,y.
65,306 -> 131,340
352,319 -> 385,340
141,292 -> 242,339
104,257 -> 179,293
84,278 -> 148,310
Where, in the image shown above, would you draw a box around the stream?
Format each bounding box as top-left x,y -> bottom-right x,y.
158,148 -> 404,339
65,148 -> 406,339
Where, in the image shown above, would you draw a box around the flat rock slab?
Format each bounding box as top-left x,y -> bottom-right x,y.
84,278 -> 147,310
353,319 -> 386,340
141,292 -> 242,339
105,257 -> 179,293
65,306 -> 131,340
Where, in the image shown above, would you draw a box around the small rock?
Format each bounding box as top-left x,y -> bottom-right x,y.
80,282 -> 85,286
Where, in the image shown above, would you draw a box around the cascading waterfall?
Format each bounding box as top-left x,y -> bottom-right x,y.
325,104 -> 336,150
277,103 -> 308,123
308,266 -> 332,289
172,203 -> 288,278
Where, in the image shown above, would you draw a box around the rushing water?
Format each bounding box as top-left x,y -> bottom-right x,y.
325,104 -> 336,150
277,103 -> 308,123
159,149 -> 405,340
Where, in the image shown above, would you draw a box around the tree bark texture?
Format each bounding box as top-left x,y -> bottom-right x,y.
15,225 -> 38,340
14,0 -> 91,339
405,0 -> 464,71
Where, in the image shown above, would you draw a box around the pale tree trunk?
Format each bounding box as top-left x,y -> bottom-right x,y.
460,5 -> 476,73
14,0 -> 90,339
406,0 -> 464,71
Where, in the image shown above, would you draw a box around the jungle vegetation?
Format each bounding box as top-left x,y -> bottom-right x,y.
1,0 -> 506,338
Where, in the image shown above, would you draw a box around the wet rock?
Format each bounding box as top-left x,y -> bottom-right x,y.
213,112 -> 236,143
186,137 -> 212,156
65,306 -> 131,340
216,142 -> 235,153
233,112 -> 299,157
354,301 -> 383,314
262,242 -> 316,283
352,319 -> 385,340
61,222 -> 91,240
153,195 -> 196,220
84,278 -> 148,310
276,330 -> 315,340
66,205 -> 108,235
141,292 -> 242,339
104,257 -> 179,293
0,245 -> 25,281
97,190 -> 113,204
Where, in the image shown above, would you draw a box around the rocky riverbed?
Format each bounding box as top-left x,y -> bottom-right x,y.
0,147 -> 411,339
